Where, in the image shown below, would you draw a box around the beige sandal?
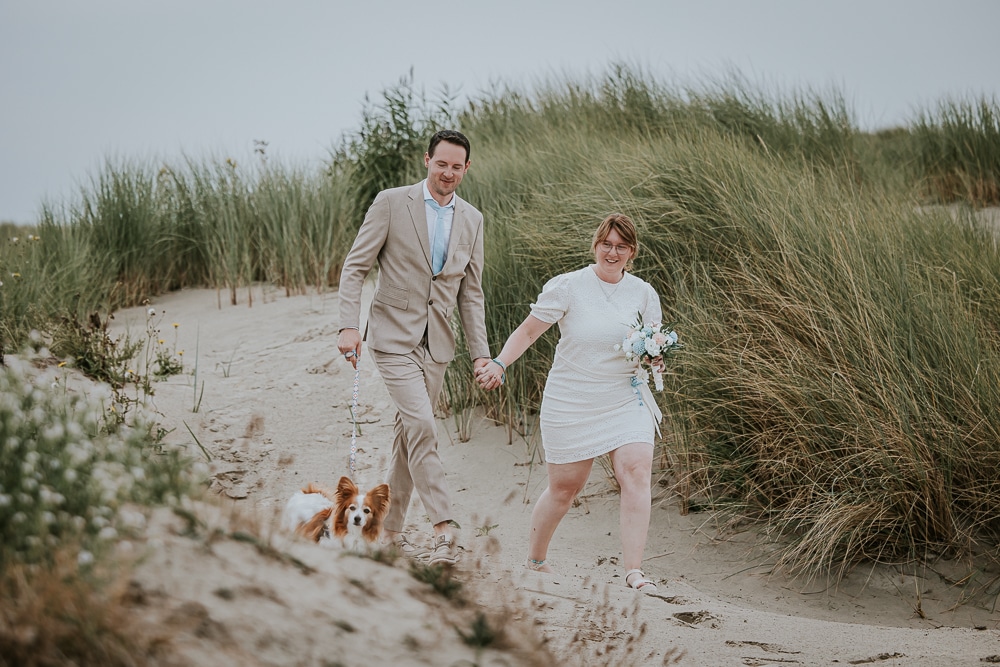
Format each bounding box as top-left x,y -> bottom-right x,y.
625,569 -> 658,594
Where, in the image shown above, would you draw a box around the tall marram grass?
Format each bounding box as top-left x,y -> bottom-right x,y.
459,70 -> 1000,582
0,154 -> 359,346
2,66 -> 1000,588
913,95 -> 1000,205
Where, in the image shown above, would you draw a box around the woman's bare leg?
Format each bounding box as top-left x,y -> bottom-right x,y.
609,442 -> 654,573
526,458 -> 593,572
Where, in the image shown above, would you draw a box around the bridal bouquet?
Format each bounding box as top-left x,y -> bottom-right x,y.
617,312 -> 682,391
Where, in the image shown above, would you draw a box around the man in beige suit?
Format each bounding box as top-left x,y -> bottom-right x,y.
337,130 -> 496,565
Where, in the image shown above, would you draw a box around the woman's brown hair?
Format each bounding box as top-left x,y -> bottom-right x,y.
591,213 -> 639,272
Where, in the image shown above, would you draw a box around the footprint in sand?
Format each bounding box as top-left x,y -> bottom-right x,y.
672,610 -> 720,628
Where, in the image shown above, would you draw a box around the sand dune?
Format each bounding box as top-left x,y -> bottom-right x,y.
104,285 -> 999,666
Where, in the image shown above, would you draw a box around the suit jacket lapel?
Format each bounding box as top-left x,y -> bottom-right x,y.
406,183 -> 432,267
447,196 -> 471,258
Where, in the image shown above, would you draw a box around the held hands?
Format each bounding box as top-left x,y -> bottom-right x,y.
338,329 -> 362,369
475,357 -> 505,391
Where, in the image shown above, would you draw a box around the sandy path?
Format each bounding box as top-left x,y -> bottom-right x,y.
104,285 -> 999,666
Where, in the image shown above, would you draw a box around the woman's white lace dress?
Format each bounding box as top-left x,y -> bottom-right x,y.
530,266 -> 663,464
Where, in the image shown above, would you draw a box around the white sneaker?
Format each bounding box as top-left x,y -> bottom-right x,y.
390,534 -> 431,560
425,534 -> 459,566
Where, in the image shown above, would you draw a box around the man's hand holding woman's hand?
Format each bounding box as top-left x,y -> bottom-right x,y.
475,357 -> 504,391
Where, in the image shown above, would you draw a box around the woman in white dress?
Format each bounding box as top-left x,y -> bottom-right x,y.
476,213 -> 664,594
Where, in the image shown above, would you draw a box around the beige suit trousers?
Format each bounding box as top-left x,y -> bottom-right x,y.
371,345 -> 451,532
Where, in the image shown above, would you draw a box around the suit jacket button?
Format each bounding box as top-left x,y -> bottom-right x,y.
431,276 -> 437,281
428,300 -> 434,305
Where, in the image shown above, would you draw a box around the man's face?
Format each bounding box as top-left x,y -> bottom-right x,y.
424,141 -> 470,203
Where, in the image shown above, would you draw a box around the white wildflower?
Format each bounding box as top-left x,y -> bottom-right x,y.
39,487 -> 57,505
118,508 -> 146,531
42,423 -> 65,442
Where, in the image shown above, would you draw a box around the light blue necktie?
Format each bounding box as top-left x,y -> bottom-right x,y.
428,198 -> 449,274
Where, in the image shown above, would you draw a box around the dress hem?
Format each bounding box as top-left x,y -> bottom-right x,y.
542,438 -> 654,465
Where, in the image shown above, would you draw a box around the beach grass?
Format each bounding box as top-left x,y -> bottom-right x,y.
913,95 -> 1000,205
2,65 -> 1000,592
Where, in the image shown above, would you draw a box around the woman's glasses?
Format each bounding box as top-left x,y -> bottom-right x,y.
598,241 -> 631,254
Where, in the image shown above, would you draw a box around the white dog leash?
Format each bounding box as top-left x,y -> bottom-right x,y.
345,350 -> 360,477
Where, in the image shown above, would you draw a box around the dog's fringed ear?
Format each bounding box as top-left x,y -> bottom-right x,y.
361,484 -> 392,542
298,507 -> 333,542
368,483 -> 391,516
336,475 -> 358,501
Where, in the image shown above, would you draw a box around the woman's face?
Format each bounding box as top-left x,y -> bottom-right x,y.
595,228 -> 635,272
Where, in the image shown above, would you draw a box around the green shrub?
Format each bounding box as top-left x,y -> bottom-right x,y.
0,349 -> 199,568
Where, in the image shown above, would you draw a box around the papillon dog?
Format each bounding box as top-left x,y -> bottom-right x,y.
281,476 -> 390,552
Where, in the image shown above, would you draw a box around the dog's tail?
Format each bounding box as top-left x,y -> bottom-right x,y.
297,506 -> 334,542
301,482 -> 335,501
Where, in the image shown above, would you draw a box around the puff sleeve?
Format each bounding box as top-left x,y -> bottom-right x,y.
529,273 -> 572,324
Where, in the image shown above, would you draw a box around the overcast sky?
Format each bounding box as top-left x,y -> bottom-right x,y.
2,0 -> 998,224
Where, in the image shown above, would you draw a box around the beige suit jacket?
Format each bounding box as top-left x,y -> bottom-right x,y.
338,181 -> 490,363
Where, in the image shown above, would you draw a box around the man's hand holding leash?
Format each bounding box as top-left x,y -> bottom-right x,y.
338,328 -> 362,369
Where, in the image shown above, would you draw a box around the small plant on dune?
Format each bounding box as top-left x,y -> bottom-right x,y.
190,327 -> 204,413
216,343 -> 239,378
49,311 -> 140,389
409,561 -> 464,601
47,302 -> 189,429
475,523 -> 499,537
47,312 -> 147,429
150,315 -> 184,379
130,301 -> 184,380
364,545 -> 400,566
455,611 -> 496,648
